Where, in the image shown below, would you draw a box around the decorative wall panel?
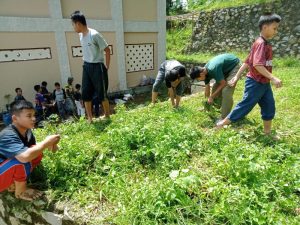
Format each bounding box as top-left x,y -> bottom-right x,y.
125,43 -> 154,73
0,48 -> 51,63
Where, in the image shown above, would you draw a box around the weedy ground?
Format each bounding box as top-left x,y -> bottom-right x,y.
33,57 -> 300,224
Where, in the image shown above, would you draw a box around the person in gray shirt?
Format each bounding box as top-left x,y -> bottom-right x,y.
152,60 -> 186,108
71,11 -> 111,123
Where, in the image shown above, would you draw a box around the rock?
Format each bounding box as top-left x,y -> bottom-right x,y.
242,38 -> 249,42
282,36 -> 289,42
0,199 -> 5,217
293,25 -> 300,33
9,217 -> 20,225
14,211 -> 32,223
42,212 -> 63,225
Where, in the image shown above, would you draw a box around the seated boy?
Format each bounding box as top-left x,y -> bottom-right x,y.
14,87 -> 26,101
53,82 -> 67,120
0,100 -> 60,201
152,60 -> 186,108
216,13 -> 282,137
34,84 -> 54,123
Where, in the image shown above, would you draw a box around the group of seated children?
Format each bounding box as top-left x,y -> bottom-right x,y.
15,77 -> 85,125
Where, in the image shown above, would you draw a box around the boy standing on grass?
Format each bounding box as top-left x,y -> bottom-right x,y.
0,100 -> 60,201
217,13 -> 282,137
71,11 -> 111,123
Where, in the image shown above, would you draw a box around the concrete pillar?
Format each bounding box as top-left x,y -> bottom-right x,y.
48,0 -> 71,85
157,0 -> 166,66
111,0 -> 127,90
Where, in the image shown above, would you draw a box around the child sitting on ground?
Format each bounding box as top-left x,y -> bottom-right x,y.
53,82 -> 67,120
0,100 -> 60,201
14,87 -> 26,101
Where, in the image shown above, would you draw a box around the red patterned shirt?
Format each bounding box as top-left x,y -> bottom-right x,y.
245,36 -> 273,83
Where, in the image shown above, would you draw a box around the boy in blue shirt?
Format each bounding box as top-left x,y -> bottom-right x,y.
217,13 -> 282,137
0,101 -> 60,201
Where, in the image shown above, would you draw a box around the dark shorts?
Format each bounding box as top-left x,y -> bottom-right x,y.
82,62 -> 108,102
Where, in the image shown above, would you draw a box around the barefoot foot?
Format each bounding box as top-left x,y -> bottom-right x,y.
15,188 -> 44,201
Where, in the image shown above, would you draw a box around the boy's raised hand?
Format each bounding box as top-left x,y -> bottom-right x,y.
271,76 -> 282,88
44,134 -> 60,148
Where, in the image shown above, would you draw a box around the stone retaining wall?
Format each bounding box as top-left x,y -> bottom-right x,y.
187,0 -> 300,58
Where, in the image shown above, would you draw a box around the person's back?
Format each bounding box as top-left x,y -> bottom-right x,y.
205,53 -> 240,84
164,60 -> 184,73
151,59 -> 186,107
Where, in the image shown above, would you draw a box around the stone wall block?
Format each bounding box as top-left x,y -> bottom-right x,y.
187,0 -> 300,57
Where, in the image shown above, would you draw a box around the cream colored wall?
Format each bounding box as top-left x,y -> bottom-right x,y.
0,0 -> 49,18
124,33 -> 158,88
65,32 -> 120,92
61,0 -> 112,20
0,32 -> 61,111
123,0 -> 157,21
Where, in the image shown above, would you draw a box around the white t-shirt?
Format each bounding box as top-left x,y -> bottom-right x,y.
165,60 -> 183,72
54,89 -> 64,102
79,28 -> 108,63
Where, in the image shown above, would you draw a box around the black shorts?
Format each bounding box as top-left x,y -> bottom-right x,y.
82,62 -> 108,102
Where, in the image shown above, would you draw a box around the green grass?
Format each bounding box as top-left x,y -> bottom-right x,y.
166,24 -> 300,67
167,21 -> 194,56
33,58 -> 300,224
166,22 -> 250,63
187,0 -> 278,12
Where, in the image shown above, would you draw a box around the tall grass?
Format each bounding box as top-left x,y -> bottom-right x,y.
188,0 -> 278,11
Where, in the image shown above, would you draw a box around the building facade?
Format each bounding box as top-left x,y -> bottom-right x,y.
0,0 -> 166,110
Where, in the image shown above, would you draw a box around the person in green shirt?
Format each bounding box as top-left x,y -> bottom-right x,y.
189,53 -> 240,119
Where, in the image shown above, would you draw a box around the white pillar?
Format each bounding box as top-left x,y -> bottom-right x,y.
48,0 -> 71,85
111,0 -> 127,90
157,0 -> 166,66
